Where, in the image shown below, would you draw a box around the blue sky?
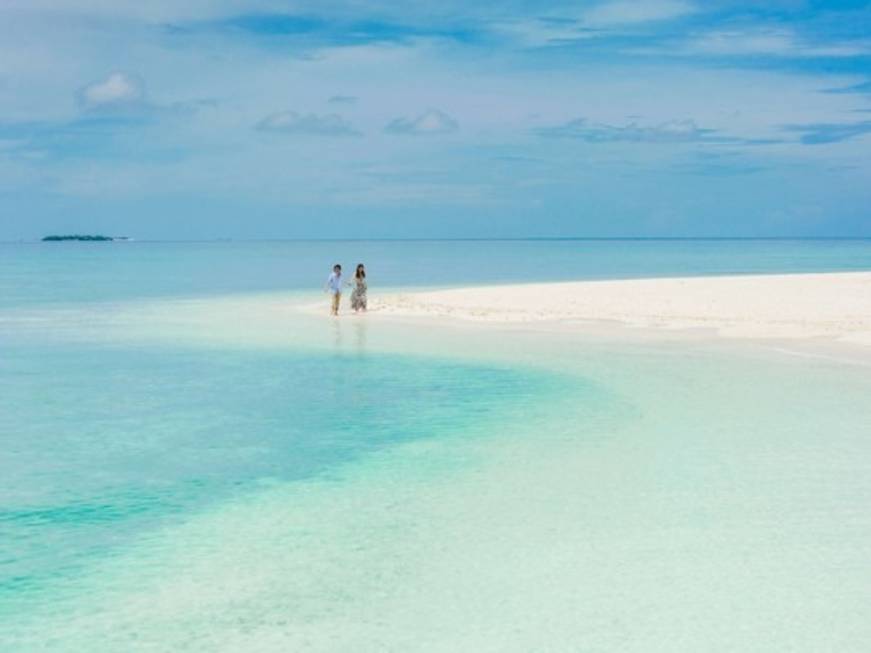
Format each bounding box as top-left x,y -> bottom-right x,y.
1,0 -> 870,239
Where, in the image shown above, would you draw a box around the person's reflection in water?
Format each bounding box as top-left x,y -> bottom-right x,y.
330,315 -> 343,352
326,303 -> 366,357
352,316 -> 367,358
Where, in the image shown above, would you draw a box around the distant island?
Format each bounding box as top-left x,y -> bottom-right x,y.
42,235 -> 130,242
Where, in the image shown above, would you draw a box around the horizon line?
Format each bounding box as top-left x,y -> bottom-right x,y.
3,236 -> 871,244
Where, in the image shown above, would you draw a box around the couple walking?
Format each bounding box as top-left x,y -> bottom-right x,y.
325,263 -> 367,316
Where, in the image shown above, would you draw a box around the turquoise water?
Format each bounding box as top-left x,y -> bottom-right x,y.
1,240 -> 870,651
2,238 -> 871,308
0,343 -> 563,602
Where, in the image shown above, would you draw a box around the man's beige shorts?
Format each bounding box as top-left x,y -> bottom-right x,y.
331,292 -> 341,314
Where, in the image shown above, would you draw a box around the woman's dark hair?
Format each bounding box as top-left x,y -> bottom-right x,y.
355,263 -> 366,279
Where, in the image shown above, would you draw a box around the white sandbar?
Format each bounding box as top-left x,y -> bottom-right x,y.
370,272 -> 871,345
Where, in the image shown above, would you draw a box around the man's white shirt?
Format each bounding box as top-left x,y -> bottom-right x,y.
326,272 -> 343,294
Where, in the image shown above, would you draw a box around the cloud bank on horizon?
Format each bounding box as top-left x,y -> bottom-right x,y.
1,0 -> 869,238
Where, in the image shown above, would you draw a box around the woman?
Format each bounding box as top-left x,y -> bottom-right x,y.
350,263 -> 367,312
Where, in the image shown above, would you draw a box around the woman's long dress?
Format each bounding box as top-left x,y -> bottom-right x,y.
350,278 -> 367,310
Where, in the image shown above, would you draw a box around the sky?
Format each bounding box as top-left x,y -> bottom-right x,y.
1,0 -> 870,239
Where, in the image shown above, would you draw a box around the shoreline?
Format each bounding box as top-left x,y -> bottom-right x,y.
5,271 -> 870,363
359,271 -> 871,347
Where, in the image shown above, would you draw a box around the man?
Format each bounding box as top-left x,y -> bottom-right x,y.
325,264 -> 343,316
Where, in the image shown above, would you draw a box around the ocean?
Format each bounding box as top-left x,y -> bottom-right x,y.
1,239 -> 870,651
3,238 -> 871,308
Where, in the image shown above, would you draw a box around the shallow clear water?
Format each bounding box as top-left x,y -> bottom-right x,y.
1,240 -> 870,651
0,342 -> 565,601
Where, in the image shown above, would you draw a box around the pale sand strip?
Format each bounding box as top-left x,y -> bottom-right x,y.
369,272 -> 871,345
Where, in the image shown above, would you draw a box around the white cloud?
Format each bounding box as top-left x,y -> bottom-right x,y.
583,0 -> 696,26
255,111 -> 360,135
384,109 -> 458,135
78,72 -> 144,109
538,117 -> 715,143
498,1 -> 697,46
1,0 -> 280,23
682,28 -> 871,58
327,95 -> 358,105
495,18 -> 599,47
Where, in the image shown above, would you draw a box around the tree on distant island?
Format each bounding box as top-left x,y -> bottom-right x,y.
42,235 -> 115,241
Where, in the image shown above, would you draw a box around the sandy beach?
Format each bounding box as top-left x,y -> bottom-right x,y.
369,272 -> 871,346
